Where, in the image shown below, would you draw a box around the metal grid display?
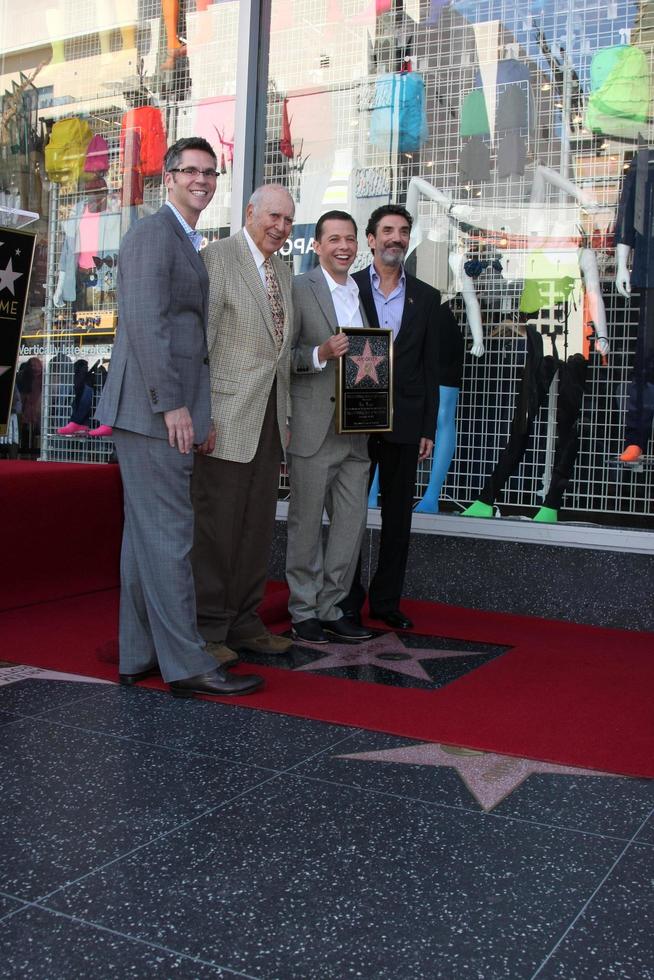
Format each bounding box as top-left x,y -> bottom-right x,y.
266,0 -> 654,521
1,0 -> 238,464
2,0 -> 652,525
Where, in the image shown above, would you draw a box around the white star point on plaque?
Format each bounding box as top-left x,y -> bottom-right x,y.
0,258 -> 22,295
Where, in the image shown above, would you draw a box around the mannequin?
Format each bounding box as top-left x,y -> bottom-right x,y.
414,310 -> 464,513
614,148 -> 654,463
405,169 -> 609,522
56,359 -> 93,436
53,176 -> 121,310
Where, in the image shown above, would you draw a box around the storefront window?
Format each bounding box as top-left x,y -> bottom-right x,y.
0,0 -> 238,461
263,0 -> 654,523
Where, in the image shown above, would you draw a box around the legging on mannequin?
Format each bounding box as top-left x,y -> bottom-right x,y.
414,386 -> 460,513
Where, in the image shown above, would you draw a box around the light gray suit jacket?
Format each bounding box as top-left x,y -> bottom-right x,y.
202,230 -> 293,463
289,265 -> 369,457
97,205 -> 211,442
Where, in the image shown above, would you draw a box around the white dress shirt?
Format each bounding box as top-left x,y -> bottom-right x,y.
243,227 -> 268,284
313,266 -> 363,368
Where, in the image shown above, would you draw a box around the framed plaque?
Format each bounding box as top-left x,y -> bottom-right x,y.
0,225 -> 37,435
335,326 -> 393,434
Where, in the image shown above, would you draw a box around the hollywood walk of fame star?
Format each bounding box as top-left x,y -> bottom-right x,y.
0,257 -> 22,295
294,632 -> 494,682
0,665 -> 112,687
338,742 -> 618,811
349,339 -> 386,384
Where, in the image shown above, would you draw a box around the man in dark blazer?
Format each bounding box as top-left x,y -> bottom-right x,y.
345,204 -> 444,629
97,136 -> 262,698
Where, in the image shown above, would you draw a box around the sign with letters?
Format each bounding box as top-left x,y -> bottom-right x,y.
336,327 -> 393,434
0,227 -> 37,434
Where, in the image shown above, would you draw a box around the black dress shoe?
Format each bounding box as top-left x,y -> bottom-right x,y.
170,668 -> 263,698
119,666 -> 160,686
337,602 -> 362,627
291,618 -> 328,644
320,617 -> 373,642
369,609 -> 414,630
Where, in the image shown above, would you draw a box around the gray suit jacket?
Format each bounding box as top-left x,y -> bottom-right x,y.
97,205 -> 211,442
289,265 -> 369,457
202,230 -> 293,463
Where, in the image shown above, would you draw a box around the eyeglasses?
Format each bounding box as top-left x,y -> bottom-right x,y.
168,167 -> 219,179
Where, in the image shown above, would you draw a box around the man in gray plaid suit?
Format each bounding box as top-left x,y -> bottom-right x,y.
192,184 -> 295,663
97,137 -> 263,698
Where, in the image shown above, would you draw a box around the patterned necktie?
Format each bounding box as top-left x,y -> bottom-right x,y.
263,258 -> 285,349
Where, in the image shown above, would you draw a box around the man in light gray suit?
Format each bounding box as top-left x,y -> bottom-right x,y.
192,184 -> 296,661
97,137 -> 262,698
286,211 -> 374,644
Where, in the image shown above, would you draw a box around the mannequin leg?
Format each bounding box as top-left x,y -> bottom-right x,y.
367,465 -> 380,508
621,290 -> 654,459
415,386 -> 460,513
539,354 -> 588,516
161,0 -> 186,68
463,327 -> 558,515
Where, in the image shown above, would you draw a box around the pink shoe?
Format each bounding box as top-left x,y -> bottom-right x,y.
57,422 -> 89,436
88,424 -> 113,437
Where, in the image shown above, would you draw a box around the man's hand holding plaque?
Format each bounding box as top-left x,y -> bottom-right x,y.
318,331 -> 349,362
335,326 -> 393,434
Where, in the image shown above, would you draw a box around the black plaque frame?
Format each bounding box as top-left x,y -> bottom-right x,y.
0,226 -> 37,435
335,326 -> 393,434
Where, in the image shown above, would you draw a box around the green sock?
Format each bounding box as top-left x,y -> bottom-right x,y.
462,500 -> 494,518
533,506 -> 558,523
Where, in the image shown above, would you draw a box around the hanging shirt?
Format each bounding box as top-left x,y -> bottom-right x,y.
77,207 -> 101,269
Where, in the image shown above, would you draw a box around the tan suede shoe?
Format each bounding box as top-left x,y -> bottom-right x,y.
236,633 -> 293,655
205,642 -> 240,666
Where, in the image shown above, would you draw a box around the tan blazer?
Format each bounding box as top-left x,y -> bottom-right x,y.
202,230 -> 293,463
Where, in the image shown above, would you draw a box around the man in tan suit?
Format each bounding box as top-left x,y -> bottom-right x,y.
192,184 -> 295,662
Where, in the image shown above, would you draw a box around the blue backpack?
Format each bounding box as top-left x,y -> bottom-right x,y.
369,72 -> 429,153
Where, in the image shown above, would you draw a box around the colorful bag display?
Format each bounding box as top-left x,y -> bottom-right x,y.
84,134 -> 110,174
119,106 -> 167,177
369,71 -> 429,153
44,117 -> 93,185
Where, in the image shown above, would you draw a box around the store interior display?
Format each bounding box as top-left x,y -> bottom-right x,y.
615,145 -> 654,463
1,0 -> 653,522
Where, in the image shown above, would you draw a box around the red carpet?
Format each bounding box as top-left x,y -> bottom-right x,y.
0,461 -> 122,612
3,583 -> 653,779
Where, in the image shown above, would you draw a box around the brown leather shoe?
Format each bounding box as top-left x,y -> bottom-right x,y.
170,669 -> 263,698
235,633 -> 293,655
205,641 -> 240,666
